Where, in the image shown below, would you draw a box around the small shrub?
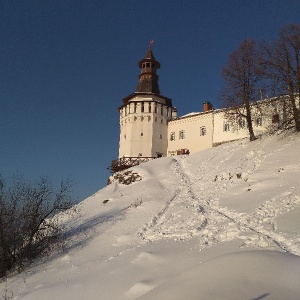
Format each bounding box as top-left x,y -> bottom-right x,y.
107,170 -> 142,185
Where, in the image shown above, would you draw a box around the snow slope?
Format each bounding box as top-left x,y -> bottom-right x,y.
1,132 -> 300,299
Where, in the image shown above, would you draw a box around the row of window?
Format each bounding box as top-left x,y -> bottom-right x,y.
170,116 -> 265,140
170,127 -> 206,141
121,103 -> 169,116
223,117 -> 263,132
124,133 -> 163,139
122,116 -> 166,125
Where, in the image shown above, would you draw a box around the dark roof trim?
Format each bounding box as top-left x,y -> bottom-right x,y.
119,92 -> 173,109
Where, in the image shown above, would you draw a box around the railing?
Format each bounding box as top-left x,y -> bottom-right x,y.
108,157 -> 156,173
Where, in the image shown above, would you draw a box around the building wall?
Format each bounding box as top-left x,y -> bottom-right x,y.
167,112 -> 214,156
212,110 -> 250,145
119,94 -> 175,158
119,95 -> 299,159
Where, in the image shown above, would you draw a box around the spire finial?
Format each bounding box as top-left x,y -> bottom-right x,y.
149,39 -> 155,49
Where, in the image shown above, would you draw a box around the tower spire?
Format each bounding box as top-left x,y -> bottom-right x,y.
149,39 -> 155,49
135,42 -> 160,94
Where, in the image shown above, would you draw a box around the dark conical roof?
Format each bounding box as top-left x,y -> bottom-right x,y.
137,48 -> 161,68
135,76 -> 160,94
135,47 -> 161,94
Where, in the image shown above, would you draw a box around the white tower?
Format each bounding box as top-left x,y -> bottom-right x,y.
118,45 -> 177,158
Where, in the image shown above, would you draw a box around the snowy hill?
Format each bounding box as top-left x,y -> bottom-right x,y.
1,133 -> 300,299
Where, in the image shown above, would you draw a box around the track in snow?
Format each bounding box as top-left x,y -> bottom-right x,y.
140,142 -> 300,256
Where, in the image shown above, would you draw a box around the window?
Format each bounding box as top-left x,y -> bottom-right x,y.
134,103 -> 137,113
141,116 -> 144,121
223,122 -> 230,132
179,130 -> 185,139
141,103 -> 144,113
140,132 -> 143,136
255,117 -> 262,126
239,119 -> 246,129
200,126 -> 206,136
154,104 -> 157,113
160,134 -> 162,139
124,134 -> 126,140
160,105 -> 163,115
272,114 -> 279,123
170,132 -> 175,141
149,103 -> 151,113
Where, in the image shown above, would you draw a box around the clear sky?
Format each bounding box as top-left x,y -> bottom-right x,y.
1,0 -> 299,202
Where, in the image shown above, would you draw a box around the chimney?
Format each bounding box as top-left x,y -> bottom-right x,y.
203,101 -> 213,112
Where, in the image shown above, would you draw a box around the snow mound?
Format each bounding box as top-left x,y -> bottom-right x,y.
139,250 -> 300,300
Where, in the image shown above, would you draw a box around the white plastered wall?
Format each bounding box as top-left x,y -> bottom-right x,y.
119,94 -> 173,158
167,112 -> 214,156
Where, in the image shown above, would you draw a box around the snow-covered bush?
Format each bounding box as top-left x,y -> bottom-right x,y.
107,170 -> 142,185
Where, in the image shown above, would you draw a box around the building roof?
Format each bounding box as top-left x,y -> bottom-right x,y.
120,45 -> 173,108
135,47 -> 161,94
137,48 -> 161,69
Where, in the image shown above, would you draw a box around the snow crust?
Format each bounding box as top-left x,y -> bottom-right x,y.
1,133 -> 300,299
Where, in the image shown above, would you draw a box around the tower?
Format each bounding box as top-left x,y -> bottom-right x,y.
118,43 -> 177,159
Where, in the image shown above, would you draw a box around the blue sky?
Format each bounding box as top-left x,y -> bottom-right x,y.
1,0 -> 299,201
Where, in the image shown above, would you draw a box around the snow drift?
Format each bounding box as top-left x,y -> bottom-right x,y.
1,132 -> 300,300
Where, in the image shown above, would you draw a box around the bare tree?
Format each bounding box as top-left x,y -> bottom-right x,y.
0,176 -> 75,278
263,24 -> 300,131
221,39 -> 266,141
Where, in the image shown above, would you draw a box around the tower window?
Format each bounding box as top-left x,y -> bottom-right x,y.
146,62 -> 150,68
154,104 -> 157,113
140,132 -> 143,136
179,130 -> 185,139
141,103 -> 144,113
149,103 -> 151,113
134,103 -> 137,113
160,105 -> 163,115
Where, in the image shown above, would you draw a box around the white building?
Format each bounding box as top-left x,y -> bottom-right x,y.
112,47 -> 298,171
